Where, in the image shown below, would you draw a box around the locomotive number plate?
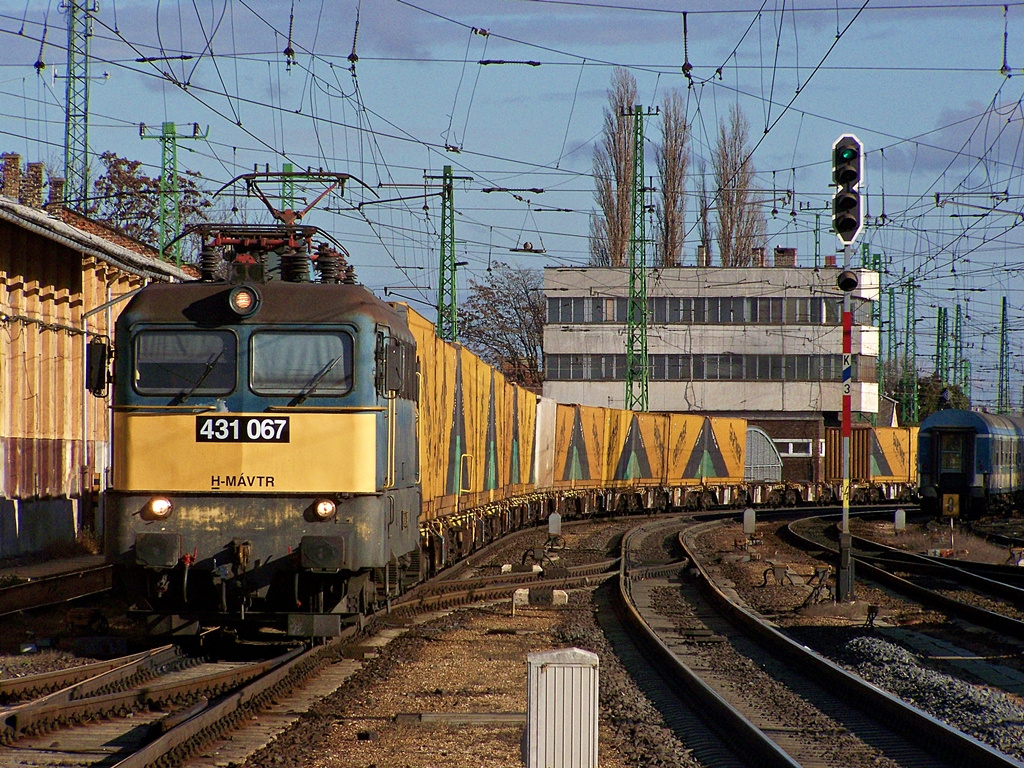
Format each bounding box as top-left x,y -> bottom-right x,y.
196,416 -> 290,443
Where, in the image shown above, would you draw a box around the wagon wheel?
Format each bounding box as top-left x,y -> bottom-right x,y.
784,488 -> 799,507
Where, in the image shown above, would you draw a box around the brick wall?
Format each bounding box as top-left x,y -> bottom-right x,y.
1,153 -> 21,199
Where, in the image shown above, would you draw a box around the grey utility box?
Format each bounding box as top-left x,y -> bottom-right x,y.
743,507 -> 756,535
524,647 -> 599,768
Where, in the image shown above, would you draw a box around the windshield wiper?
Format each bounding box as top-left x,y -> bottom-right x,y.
178,350 -> 225,404
292,355 -> 345,406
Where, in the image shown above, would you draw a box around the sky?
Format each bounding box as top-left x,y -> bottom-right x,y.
1,0 -> 1023,408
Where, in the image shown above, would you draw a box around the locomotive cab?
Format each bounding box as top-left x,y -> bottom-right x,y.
97,230 -> 421,637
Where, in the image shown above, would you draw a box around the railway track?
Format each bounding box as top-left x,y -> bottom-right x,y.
0,563 -> 114,617
0,634 -> 317,766
614,517 -> 1023,768
0,525 -> 623,768
789,515 -> 1024,636
10,511 -> 1022,767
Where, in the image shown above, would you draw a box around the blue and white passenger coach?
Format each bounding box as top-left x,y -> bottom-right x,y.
918,409 -> 1024,518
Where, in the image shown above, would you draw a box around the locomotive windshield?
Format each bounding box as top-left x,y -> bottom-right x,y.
251,330 -> 353,396
134,330 -> 237,396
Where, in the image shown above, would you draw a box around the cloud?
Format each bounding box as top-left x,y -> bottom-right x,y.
883,99 -> 1024,189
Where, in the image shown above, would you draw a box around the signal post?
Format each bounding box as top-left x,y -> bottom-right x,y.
832,134 -> 864,602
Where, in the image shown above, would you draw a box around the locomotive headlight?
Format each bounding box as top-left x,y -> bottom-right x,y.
141,496 -> 174,521
228,285 -> 260,317
313,499 -> 337,520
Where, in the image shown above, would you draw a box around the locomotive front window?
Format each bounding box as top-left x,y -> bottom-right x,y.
134,330 -> 237,396
251,331 -> 353,396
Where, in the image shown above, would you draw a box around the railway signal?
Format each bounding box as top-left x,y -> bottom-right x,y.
832,134 -> 864,245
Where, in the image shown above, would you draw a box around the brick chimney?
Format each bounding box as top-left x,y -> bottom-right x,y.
774,246 -> 797,267
1,153 -> 21,200
751,246 -> 766,267
46,176 -> 66,214
696,244 -> 710,267
21,162 -> 44,208
825,254 -> 837,267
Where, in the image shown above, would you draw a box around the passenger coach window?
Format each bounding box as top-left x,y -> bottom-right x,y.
251,331 -> 353,396
134,330 -> 236,395
939,432 -> 966,473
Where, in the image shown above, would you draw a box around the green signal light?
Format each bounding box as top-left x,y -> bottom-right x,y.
838,147 -> 857,161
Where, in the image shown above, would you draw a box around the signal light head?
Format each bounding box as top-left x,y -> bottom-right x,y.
837,270 -> 859,292
832,139 -> 862,186
831,134 -> 864,245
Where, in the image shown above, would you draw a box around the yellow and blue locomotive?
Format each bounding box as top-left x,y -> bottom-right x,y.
98,208 -> 421,636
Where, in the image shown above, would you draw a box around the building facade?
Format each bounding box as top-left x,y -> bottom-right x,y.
0,153 -> 190,558
541,258 -> 880,483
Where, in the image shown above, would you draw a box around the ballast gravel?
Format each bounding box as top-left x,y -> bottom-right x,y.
838,635 -> 1024,761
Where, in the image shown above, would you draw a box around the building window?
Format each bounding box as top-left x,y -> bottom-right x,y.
729,354 -> 743,379
568,354 -> 588,380
547,297 -> 586,323
775,440 -> 813,457
651,356 -> 667,380
677,354 -> 691,380
786,297 -> 821,324
825,298 -> 842,324
548,293 -> 859,326
544,351 -> 870,383
706,297 -> 722,324
693,297 -> 706,323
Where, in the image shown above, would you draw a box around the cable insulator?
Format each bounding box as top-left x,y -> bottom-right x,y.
200,246 -> 222,282
316,243 -> 341,284
280,247 -> 309,283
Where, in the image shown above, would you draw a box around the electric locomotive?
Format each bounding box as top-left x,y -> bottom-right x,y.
918,409 -> 1024,518
94,174 -> 421,637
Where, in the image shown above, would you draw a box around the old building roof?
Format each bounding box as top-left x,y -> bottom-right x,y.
0,195 -> 192,282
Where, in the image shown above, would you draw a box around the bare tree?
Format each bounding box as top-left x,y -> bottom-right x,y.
655,89 -> 688,267
590,68 -> 636,267
90,151 -> 211,260
457,262 -> 545,390
712,104 -> 767,267
697,158 -> 713,263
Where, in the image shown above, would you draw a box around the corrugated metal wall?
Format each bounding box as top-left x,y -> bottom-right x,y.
525,647 -> 599,768
825,426 -> 871,481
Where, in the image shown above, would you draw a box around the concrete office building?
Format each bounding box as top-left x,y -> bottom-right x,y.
541,249 -> 880,482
